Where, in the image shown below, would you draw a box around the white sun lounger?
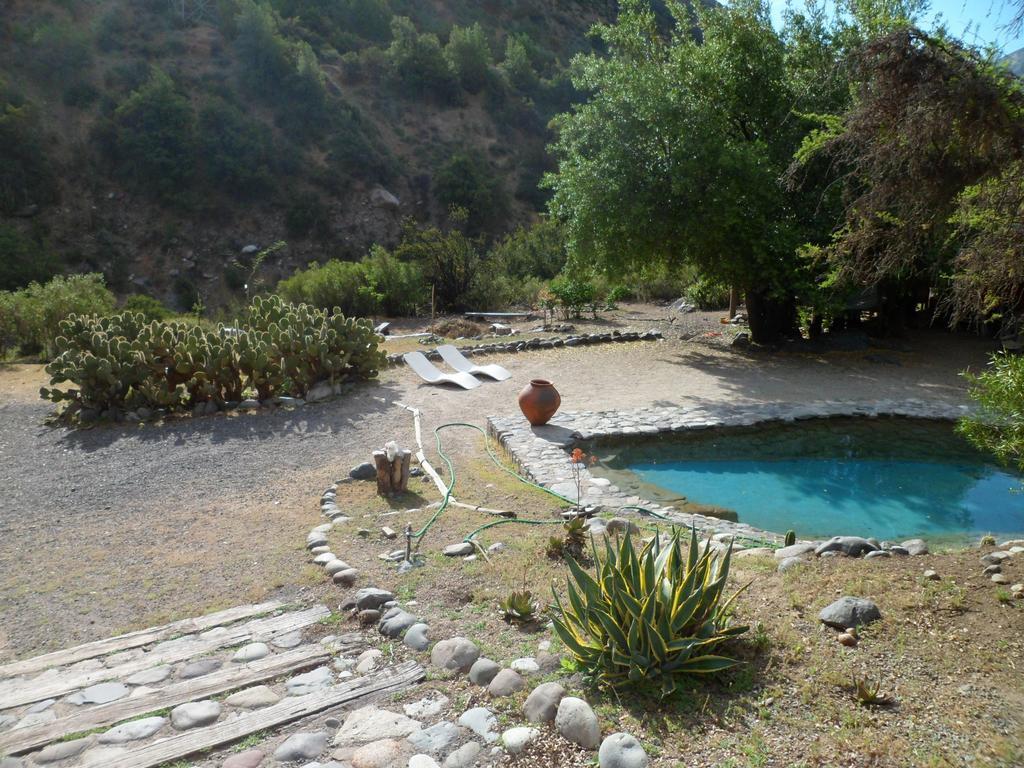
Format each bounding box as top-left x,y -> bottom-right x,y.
403,351 -> 481,389
437,344 -> 512,381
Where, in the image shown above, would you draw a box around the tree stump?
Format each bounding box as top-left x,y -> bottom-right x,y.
374,449 -> 411,497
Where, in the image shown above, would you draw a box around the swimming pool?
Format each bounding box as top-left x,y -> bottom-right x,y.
586,417 -> 1024,541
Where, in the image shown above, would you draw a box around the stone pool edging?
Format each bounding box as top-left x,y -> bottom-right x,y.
486,399 -> 973,543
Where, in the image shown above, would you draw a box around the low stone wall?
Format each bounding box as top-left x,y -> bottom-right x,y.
487,399 -> 972,543
385,329 -> 663,366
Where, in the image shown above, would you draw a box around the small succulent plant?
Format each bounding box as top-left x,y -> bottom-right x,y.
853,675 -> 892,706
500,590 -> 537,624
784,530 -> 796,547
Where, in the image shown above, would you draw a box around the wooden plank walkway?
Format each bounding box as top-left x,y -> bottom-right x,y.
0,638 -> 362,756
0,601 -> 284,680
0,605 -> 330,710
100,660 -> 425,768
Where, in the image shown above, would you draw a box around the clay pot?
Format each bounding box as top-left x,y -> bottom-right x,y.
518,379 -> 561,426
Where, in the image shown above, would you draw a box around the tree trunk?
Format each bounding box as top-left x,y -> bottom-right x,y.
728,287 -> 738,319
744,288 -> 797,344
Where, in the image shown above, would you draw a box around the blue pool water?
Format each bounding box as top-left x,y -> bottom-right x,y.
589,418 -> 1024,540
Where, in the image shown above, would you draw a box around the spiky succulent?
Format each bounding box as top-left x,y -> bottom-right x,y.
501,590 -> 537,624
552,526 -> 749,696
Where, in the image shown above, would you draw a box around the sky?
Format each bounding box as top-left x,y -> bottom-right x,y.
767,0 -> 1024,54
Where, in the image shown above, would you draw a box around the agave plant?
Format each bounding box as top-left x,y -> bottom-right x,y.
551,526 -> 749,696
853,675 -> 892,706
501,590 -> 537,624
547,518 -> 589,560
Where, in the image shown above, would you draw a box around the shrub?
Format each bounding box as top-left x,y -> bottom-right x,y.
445,24 -> 492,93
27,23 -> 93,84
500,36 -> 538,93
685,276 -> 731,310
0,225 -> 61,292
434,152 -> 502,232
285,191 -> 331,239
363,245 -> 426,316
489,218 -> 566,280
277,259 -> 382,317
234,0 -> 292,94
63,82 -> 100,109
552,528 -> 749,696
0,90 -> 58,215
548,275 -> 596,318
393,216 -> 482,311
959,353 -> 1024,474
41,295 -> 385,413
122,294 -> 174,322
1,274 -> 116,359
197,99 -> 275,196
324,104 -> 392,185
108,69 -> 197,205
385,16 -> 457,101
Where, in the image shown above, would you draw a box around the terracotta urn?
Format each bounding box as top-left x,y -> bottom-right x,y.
518,379 -> 561,426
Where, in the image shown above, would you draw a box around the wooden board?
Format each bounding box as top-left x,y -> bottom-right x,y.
0,601 -> 285,680
99,661 -> 425,768
0,638 -> 360,756
0,605 -> 330,710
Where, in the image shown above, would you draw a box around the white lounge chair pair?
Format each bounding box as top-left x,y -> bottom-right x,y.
403,345 -> 511,390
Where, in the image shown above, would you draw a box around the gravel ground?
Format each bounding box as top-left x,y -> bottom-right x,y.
0,306 -> 996,660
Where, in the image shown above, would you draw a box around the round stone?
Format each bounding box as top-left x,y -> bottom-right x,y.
98,716 -> 167,744
403,623 -> 431,651
222,748 -> 264,768
523,682 -> 565,723
232,642 -> 270,663
598,732 -> 649,768
555,697 -> 601,749
273,731 -> 327,762
171,700 -> 221,730
818,596 -> 881,630
502,726 -> 540,755
487,669 -> 525,697
468,658 -> 501,686
431,637 -> 479,673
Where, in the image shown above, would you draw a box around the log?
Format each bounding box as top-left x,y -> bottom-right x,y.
374,450 -> 392,496
397,450 -> 411,493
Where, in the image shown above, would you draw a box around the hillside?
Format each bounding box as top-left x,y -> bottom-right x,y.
1003,45 -> 1024,76
0,0 -> 619,309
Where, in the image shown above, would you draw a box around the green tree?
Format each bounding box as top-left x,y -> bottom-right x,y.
394,212 -> 483,311
959,353 -> 1024,474
445,23 -> 493,93
500,35 -> 538,92
546,0 -> 804,342
109,69 -> 197,204
385,16 -> 457,100
235,0 -> 292,93
434,151 -> 502,233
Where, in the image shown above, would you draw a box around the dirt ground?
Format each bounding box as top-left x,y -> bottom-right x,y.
1,305 -> 1020,767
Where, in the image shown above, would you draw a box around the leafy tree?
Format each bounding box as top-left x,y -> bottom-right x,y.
793,29 -> 1024,330
385,16 -> 458,100
546,0 -> 805,342
445,23 -> 493,93
122,294 -> 174,322
959,353 -> 1024,474
109,69 -> 197,205
489,218 -> 566,280
434,151 -> 502,233
235,0 -> 292,93
0,274 -> 115,358
393,212 -> 483,311
500,35 -> 538,92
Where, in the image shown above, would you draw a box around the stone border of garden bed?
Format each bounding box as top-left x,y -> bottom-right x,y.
382,328 -> 663,366
486,399 -> 973,544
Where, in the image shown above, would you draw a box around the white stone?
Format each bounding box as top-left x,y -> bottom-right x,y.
502,727 -> 539,755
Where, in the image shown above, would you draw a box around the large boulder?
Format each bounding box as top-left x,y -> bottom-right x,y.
523,682 -> 565,723
818,596 -> 882,630
598,733 -> 649,768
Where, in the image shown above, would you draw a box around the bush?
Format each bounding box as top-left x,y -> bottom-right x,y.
0,90 -> 58,215
0,274 -> 116,359
489,218 -> 566,280
685,276 -> 731,310
959,353 -> 1024,473
552,527 -> 748,696
27,23 -> 93,84
0,225 -> 61,292
445,24 -> 492,93
234,0 -> 292,94
393,216 -> 482,311
122,294 -> 174,322
108,69 -> 197,205
548,275 -> 596,318
434,152 -> 502,232
197,99 -> 275,196
277,247 -> 426,317
41,295 -> 386,414
63,81 -> 100,109
285,191 -> 331,239
385,16 -> 458,101
499,36 -> 538,93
